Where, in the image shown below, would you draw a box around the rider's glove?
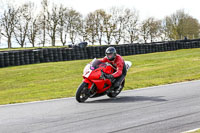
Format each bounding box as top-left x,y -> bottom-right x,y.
104,74 -> 114,79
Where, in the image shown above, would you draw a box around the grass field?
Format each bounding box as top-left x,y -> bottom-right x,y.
0,48 -> 200,105
186,129 -> 200,133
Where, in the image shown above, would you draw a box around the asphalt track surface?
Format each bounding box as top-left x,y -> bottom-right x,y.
0,80 -> 200,133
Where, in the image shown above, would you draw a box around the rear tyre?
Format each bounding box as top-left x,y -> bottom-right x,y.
107,80 -> 125,98
76,82 -> 89,103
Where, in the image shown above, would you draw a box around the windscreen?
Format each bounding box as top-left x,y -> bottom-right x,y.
90,59 -> 106,70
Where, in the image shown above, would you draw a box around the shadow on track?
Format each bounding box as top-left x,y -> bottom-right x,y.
86,96 -> 167,103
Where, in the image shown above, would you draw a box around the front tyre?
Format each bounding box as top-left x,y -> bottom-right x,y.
76,82 -> 89,103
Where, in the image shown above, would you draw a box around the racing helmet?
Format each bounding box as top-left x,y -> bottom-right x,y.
105,47 -> 117,61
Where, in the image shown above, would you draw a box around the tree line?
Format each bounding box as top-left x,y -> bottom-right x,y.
0,0 -> 200,48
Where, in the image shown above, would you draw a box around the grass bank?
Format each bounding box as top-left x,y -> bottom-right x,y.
0,48 -> 200,105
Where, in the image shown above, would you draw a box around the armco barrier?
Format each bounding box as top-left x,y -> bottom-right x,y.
0,40 -> 200,68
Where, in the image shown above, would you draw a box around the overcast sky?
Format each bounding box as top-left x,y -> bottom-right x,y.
1,0 -> 199,21
0,0 -> 199,48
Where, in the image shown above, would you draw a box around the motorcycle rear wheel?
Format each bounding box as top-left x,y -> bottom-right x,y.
107,80 -> 125,98
76,82 -> 89,103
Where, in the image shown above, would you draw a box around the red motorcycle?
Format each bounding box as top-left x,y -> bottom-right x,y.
76,58 -> 132,102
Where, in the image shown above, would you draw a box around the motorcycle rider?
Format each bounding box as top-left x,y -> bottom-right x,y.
100,47 -> 127,91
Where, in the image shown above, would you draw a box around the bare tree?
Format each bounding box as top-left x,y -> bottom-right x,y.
94,9 -> 106,45
28,15 -> 40,47
162,9 -> 200,40
140,17 -> 162,43
103,13 -> 115,45
46,5 -> 60,46
40,0 -> 49,47
66,8 -> 82,45
85,12 -> 97,45
124,8 -> 139,44
140,19 -> 149,43
57,5 -> 68,46
79,18 -> 88,42
0,5 -> 18,48
109,7 -> 126,45
0,24 -> 2,44
149,18 -> 162,42
14,3 -> 32,48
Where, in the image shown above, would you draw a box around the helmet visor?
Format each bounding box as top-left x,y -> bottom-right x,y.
106,53 -> 114,59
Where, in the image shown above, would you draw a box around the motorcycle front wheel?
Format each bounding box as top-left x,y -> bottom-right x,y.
76,82 -> 89,103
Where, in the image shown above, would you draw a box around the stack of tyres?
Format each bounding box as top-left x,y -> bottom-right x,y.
67,48 -> 72,60
115,45 -> 121,55
19,51 -> 25,65
193,41 -> 197,48
74,47 -> 81,60
165,43 -> 169,51
121,45 -> 126,56
197,41 -> 200,48
0,53 -> 4,67
133,44 -> 138,55
61,48 -> 67,61
24,50 -> 30,64
159,43 -> 163,51
174,42 -> 179,49
48,49 -> 54,62
33,50 -> 40,63
185,42 -> 189,49
163,43 -> 167,51
124,45 -> 130,55
137,44 -> 143,54
65,49 -> 70,60
160,43 -> 164,52
99,46 -> 105,57
134,44 -> 139,54
158,43 -> 163,52
79,48 -> 85,59
143,44 -> 148,54
29,50 -> 34,64
9,52 -> 15,66
152,44 -> 157,53
128,44 -> 132,55
140,44 -> 145,54
95,46 -> 101,58
156,43 -> 160,52
128,44 -> 133,55
171,41 -> 177,50
43,49 -> 49,62
86,47 -> 93,59
148,44 -> 153,53
57,48 -> 63,61
177,42 -> 183,49
53,48 -> 59,62
38,49 -> 44,62
91,47 -> 97,58
82,48 -> 88,59
14,51 -> 20,66
3,52 -> 10,67
71,48 -> 77,60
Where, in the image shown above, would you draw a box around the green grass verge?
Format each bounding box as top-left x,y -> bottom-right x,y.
186,129 -> 200,133
0,48 -> 200,105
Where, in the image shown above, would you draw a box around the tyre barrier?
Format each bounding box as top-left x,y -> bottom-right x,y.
1,40 -> 200,68
0,53 -> 4,67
